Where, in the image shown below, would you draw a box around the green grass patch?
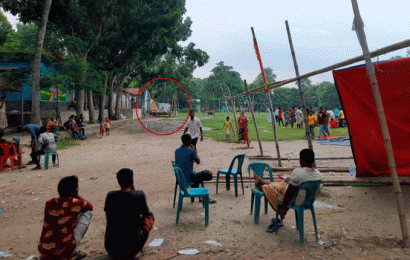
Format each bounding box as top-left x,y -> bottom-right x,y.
174,112 -> 349,142
57,136 -> 79,150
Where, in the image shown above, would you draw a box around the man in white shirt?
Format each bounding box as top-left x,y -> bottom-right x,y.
183,110 -> 203,151
31,127 -> 60,170
295,107 -> 303,128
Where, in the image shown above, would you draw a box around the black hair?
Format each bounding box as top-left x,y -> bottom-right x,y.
58,175 -> 78,197
226,116 -> 230,119
189,109 -> 195,113
40,126 -> 47,134
300,149 -> 315,165
181,134 -> 191,146
0,129 -> 4,138
16,126 -> 23,133
117,168 -> 133,188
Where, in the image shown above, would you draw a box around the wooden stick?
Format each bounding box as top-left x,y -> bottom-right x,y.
251,27 -> 282,167
285,20 -> 314,151
226,86 -> 239,139
220,85 -> 230,118
249,156 -> 353,160
244,80 -> 264,156
234,38 -> 410,98
351,0 -> 409,247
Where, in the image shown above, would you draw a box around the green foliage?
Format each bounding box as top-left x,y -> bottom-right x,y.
253,67 -> 276,87
0,67 -> 30,89
0,11 -> 12,46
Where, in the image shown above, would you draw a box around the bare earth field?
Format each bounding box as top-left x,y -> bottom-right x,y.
1,120 -> 410,259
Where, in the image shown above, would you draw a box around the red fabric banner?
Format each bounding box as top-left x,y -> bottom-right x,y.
333,57 -> 410,177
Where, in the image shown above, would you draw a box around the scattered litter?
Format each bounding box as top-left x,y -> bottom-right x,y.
153,227 -> 160,231
0,209 -> 3,213
205,240 -> 222,247
80,179 -> 84,181
148,238 -> 164,247
1,201 -> 4,203
26,256 -> 37,260
346,186 -> 352,189
178,249 -> 199,255
314,201 -> 345,212
33,198 -> 40,202
0,251 -> 12,257
200,213 -> 205,216
318,240 -> 324,245
290,225 -> 296,229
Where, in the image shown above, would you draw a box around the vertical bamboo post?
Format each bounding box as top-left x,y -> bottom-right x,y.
226,86 -> 239,138
285,20 -> 314,152
213,92 -> 216,119
245,80 -> 263,156
251,27 -> 282,166
220,85 -> 230,118
351,0 -> 409,247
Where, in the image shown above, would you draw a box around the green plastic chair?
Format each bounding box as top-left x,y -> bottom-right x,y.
174,166 -> 210,227
275,180 -> 321,246
248,162 -> 273,224
216,154 -> 246,197
172,161 -> 204,208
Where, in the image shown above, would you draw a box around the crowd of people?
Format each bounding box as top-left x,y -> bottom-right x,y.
271,107 -> 346,138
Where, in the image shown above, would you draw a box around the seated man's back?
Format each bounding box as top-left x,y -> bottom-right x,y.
104,189 -> 150,257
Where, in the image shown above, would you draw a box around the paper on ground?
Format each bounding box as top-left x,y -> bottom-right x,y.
178,249 -> 199,255
205,240 -> 222,246
148,238 -> 164,247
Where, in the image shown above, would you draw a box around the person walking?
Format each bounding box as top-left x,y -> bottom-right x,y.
183,110 -> 203,152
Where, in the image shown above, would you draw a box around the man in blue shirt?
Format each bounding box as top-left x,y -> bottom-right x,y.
17,124 -> 41,165
175,134 -> 216,203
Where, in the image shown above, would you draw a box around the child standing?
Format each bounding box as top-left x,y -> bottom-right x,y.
223,116 -> 235,141
105,118 -> 111,136
308,111 -> 317,139
100,121 -> 105,139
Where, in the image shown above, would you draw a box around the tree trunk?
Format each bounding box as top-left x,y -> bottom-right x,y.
76,89 -> 85,116
88,90 -> 95,123
31,0 -> 53,125
108,76 -> 115,119
114,88 -> 121,119
99,78 -> 107,122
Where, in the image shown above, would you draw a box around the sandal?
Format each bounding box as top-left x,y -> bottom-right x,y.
71,250 -> 87,260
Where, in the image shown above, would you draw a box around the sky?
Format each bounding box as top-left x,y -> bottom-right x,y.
3,0 -> 409,86
181,0 -> 409,85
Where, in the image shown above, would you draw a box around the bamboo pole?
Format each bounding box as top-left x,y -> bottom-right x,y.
226,86 -> 239,138
220,85 -> 230,118
285,20 -> 314,151
351,0 -> 409,247
244,80 -> 264,156
251,27 -> 282,167
234,38 -> 410,98
249,156 -> 353,161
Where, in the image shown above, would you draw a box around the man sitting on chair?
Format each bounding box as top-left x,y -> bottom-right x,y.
254,148 -> 321,232
175,134 -> 216,203
30,126 -> 59,170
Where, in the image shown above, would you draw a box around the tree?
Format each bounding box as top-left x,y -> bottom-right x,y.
31,0 -> 53,124
0,11 -> 12,46
253,67 -> 277,87
0,23 -> 37,51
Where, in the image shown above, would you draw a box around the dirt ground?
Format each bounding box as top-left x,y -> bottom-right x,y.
1,120 -> 410,259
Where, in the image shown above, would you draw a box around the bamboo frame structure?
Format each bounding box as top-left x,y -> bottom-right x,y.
220,85 -> 230,118
232,38 -> 410,98
285,20 -> 314,150
226,86 -> 239,137
351,0 -> 409,247
244,80 -> 264,156
251,27 -> 282,167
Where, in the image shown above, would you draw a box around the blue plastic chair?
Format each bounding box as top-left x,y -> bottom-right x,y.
37,151 -> 59,170
248,162 -> 274,224
216,154 -> 246,197
275,180 -> 321,245
174,166 -> 209,226
172,161 -> 204,208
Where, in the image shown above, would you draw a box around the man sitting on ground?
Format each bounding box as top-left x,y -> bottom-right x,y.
104,168 -> 155,259
30,126 -> 59,170
254,149 -> 321,232
38,175 -> 93,260
175,134 -> 216,203
70,116 -> 86,140
46,117 -> 66,133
